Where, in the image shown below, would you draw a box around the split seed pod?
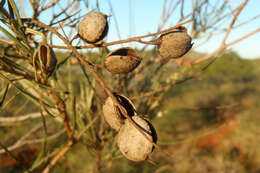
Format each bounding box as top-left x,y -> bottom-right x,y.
38,44 -> 57,78
158,26 -> 192,59
117,116 -> 157,162
102,93 -> 136,131
78,11 -> 108,43
104,47 -> 141,74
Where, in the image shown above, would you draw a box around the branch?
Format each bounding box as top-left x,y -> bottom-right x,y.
0,38 -> 15,45
192,47 -> 225,65
42,139 -> 73,173
226,27 -> 260,47
0,112 -> 45,124
49,18 -> 193,49
193,27 -> 260,65
132,58 -> 216,100
76,115 -> 100,139
39,0 -> 59,13
42,113 -> 100,173
0,127 -> 65,154
191,0 -> 249,65
221,0 -> 248,45
131,75 -> 194,100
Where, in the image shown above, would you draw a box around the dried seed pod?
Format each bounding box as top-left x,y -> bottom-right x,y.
158,27 -> 192,59
102,93 -> 136,131
78,11 -> 108,43
104,47 -> 141,74
117,116 -> 157,162
38,44 -> 57,78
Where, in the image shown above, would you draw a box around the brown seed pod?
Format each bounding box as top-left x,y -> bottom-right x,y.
117,116 -> 157,162
38,44 -> 57,78
158,28 -> 192,59
78,11 -> 108,43
104,47 -> 141,74
102,93 -> 136,131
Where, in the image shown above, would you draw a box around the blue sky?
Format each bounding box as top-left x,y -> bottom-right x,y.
95,0 -> 260,59
2,0 -> 260,58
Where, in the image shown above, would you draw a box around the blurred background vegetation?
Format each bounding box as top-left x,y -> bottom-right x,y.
1,48 -> 260,173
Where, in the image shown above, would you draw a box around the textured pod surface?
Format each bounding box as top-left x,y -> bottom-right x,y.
78,11 -> 108,43
105,47 -> 141,74
117,116 -> 157,162
102,94 -> 136,131
38,45 -> 57,77
158,31 -> 192,59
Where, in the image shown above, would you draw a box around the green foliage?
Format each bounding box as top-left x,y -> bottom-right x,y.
203,51 -> 255,82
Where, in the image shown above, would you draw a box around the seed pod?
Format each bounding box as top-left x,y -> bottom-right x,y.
102,93 -> 136,131
78,11 -> 108,43
158,27 -> 192,59
104,47 -> 141,74
38,44 -> 57,78
117,116 -> 157,162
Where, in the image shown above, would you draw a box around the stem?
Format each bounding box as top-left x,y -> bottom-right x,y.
50,19 -> 193,49
25,28 -> 47,45
42,140 -> 74,173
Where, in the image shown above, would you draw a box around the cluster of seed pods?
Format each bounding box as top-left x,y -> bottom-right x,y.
102,93 -> 157,161
77,11 -> 193,162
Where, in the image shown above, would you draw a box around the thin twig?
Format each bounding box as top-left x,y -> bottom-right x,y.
39,0 -> 59,13
0,142 -> 32,173
226,27 -> 260,47
0,126 -> 65,154
0,38 -> 15,45
192,27 -> 260,65
132,58 -> 217,100
42,139 -> 74,173
49,19 -> 193,49
76,115 -> 100,139
221,0 -> 248,45
0,112 -> 46,123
